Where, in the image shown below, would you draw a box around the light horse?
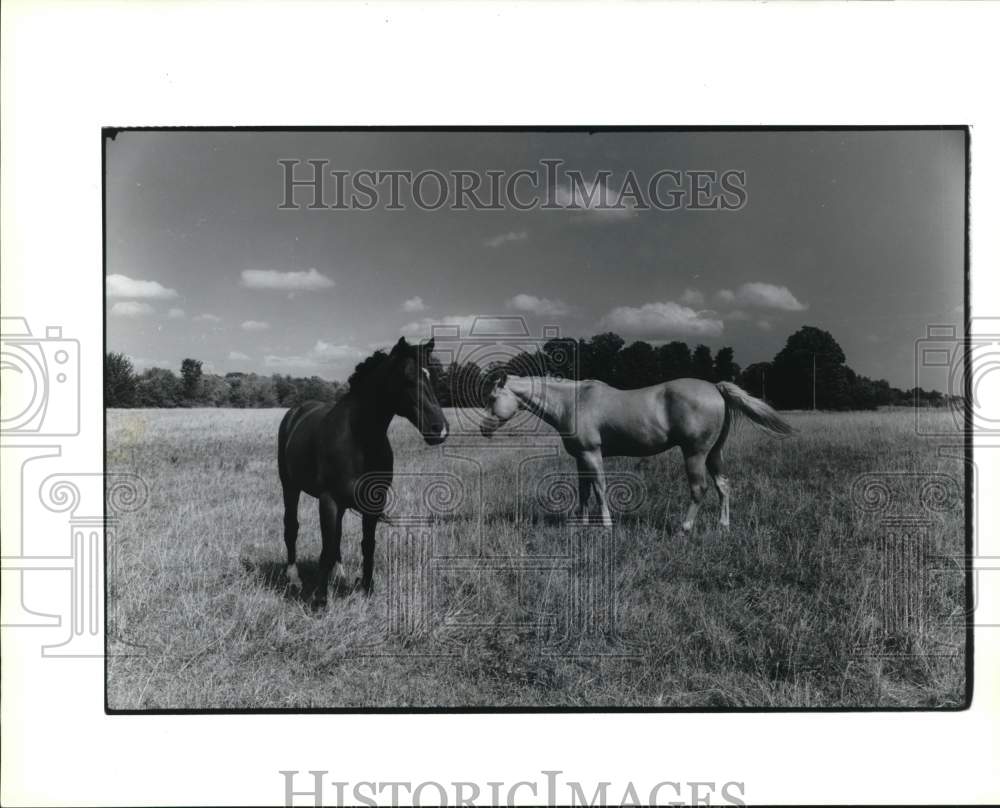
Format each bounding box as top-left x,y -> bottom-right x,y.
277,337 -> 448,606
481,374 -> 793,531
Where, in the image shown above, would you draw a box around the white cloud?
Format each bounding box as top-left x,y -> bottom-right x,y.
241,268 -> 335,291
679,288 -> 704,306
264,339 -> 365,370
127,354 -> 171,370
757,319 -> 773,331
106,274 -> 178,299
599,301 -> 724,338
400,314 -> 479,339
484,230 -> 528,248
167,308 -> 186,319
553,178 -> 638,220
716,282 -> 807,311
311,340 -> 365,361
402,296 -> 427,312
264,354 -> 319,369
399,314 -> 529,340
723,310 -> 751,322
111,301 -> 154,317
194,313 -> 222,322
506,293 -> 570,317
241,320 -> 270,331
229,351 -> 250,361
739,282 -> 808,311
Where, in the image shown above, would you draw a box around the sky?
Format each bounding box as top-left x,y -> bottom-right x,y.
105,129 -> 966,389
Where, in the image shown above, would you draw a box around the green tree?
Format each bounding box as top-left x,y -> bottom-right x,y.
617,341 -> 660,388
691,344 -> 715,381
242,374 -> 277,407
739,362 -> 772,401
200,374 -> 230,407
656,341 -> 692,380
104,352 -> 137,408
771,325 -> 849,409
180,358 -> 203,403
135,367 -> 182,407
583,332 -> 625,383
713,347 -> 740,383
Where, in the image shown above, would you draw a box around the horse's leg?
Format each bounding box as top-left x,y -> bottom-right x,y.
580,450 -> 611,527
283,486 -> 301,589
680,451 -> 709,534
706,445 -> 730,529
313,492 -> 341,609
574,456 -> 592,524
359,513 -> 378,595
332,507 -> 346,589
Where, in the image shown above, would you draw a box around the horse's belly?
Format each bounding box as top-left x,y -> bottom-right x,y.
599,423 -> 672,457
601,436 -> 671,458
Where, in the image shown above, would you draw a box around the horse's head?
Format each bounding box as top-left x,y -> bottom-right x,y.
480,371 -> 521,437
388,337 -> 449,445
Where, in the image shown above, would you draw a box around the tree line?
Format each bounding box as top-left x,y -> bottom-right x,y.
432,326 -> 954,411
105,325 -> 955,411
104,355 -> 346,409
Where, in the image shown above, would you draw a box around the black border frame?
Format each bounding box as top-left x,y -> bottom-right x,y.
102,125 -> 973,715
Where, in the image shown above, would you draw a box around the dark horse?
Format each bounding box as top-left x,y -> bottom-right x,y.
277,337 -> 448,605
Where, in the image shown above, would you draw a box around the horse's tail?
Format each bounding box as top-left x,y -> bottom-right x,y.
715,381 -> 796,437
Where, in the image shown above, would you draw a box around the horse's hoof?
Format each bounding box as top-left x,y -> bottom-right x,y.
310,596 -> 328,612
353,577 -> 374,596
286,564 -> 302,590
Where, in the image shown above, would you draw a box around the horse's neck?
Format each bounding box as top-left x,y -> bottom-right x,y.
509,376 -> 572,430
349,383 -> 396,436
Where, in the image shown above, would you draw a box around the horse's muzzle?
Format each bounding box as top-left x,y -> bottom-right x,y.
423,422 -> 449,445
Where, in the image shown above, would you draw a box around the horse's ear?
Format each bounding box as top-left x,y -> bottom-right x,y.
391,336 -> 407,355
496,370 -> 508,389
424,337 -> 435,353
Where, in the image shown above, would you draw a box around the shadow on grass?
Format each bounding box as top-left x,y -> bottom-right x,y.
426,510 -> 668,530
240,558 -> 353,604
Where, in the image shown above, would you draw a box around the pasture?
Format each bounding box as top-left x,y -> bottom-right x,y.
106,407 -> 967,710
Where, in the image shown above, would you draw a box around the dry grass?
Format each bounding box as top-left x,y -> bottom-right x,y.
106,407 -> 967,710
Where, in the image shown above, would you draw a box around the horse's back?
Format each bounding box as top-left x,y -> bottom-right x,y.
574,378 -> 724,456
572,380 -> 672,455
660,378 -> 725,411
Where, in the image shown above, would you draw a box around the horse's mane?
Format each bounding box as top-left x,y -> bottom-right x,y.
347,349 -> 391,391
347,339 -> 442,394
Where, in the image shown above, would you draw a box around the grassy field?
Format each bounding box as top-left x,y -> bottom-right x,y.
106,406 -> 967,710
